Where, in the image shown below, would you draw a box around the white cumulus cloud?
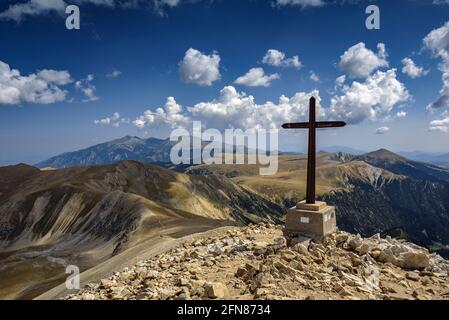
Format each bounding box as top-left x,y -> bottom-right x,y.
262,49 -> 302,69
401,58 -> 428,79
133,96 -> 190,130
330,69 -> 410,124
179,48 -> 221,86
423,21 -> 449,111
275,0 -> 325,8
234,68 -> 280,87
0,0 -> 116,22
132,86 -> 325,132
429,115 -> 449,132
375,126 -> 390,134
187,86 -> 324,131
36,69 -> 73,85
309,71 -> 320,82
151,0 -> 183,15
94,112 -> 126,127
0,59 -> 72,105
152,0 -> 182,14
106,69 -> 122,78
154,0 -> 181,7
396,110 -> 407,118
334,75 -> 346,88
131,69 -> 410,134
339,42 -> 388,78
75,74 -> 99,102
0,0 -> 67,22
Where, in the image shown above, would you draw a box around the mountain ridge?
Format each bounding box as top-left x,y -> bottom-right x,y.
35,135 -> 449,173
35,136 -> 173,169
354,149 -> 449,182
399,151 -> 449,169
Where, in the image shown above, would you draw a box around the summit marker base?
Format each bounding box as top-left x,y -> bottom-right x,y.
285,201 -> 336,241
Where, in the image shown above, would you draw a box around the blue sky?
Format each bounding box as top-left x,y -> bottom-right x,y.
1,0 -> 449,165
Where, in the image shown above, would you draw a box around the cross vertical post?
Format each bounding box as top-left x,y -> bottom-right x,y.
306,97 -> 316,204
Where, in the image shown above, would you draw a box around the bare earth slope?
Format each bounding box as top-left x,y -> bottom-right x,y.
0,161 -> 283,299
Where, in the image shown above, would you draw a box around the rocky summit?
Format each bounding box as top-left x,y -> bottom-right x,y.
64,224 -> 449,301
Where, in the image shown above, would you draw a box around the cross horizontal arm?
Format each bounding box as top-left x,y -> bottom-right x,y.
282,123 -> 309,129
282,121 -> 346,129
315,121 -> 346,128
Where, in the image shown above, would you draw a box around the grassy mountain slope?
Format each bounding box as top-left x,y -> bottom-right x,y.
187,152 -> 449,251
355,149 -> 449,182
0,161 -> 283,299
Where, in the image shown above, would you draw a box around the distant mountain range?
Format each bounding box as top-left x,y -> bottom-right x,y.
35,136 -> 174,169
36,135 -> 449,170
398,151 -> 449,169
320,145 -> 366,155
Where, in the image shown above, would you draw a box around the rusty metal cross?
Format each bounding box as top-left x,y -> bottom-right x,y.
282,97 -> 346,204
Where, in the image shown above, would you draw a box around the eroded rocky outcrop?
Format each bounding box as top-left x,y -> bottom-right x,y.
65,224 -> 449,301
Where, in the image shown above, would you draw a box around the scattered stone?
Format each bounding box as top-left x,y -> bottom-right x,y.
412,288 -> 430,300
175,287 -> 190,300
235,267 -> 247,278
355,243 -> 372,255
388,293 -> 412,301
145,270 -> 159,279
208,243 -> 224,256
405,272 -> 420,281
204,282 -> 229,299
177,277 -> 189,286
63,225 -> 449,301
421,277 -> 431,286
347,235 -> 363,250
426,288 -> 437,295
293,243 -> 309,256
280,250 -> 297,262
380,281 -> 399,294
81,293 -> 96,300
100,278 -> 114,288
273,237 -> 287,250
370,250 -> 381,260
253,242 -> 269,256
398,251 -> 430,270
336,233 -> 349,245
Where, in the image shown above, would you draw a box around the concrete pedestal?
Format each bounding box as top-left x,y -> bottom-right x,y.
285,200 -> 336,240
